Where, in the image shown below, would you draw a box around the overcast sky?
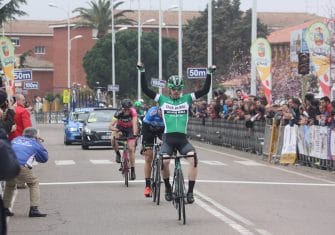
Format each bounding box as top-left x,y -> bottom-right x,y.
18,0 -> 334,20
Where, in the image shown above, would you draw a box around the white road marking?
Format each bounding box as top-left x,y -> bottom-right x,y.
55,160 -> 75,165
200,160 -> 226,165
135,159 -> 145,164
195,197 -> 254,235
257,229 -> 273,235
90,160 -> 114,164
195,190 -> 254,226
39,180 -> 335,187
194,145 -> 335,184
196,179 -> 335,187
235,160 -> 265,166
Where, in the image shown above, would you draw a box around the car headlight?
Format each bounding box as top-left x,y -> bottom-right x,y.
67,127 -> 77,132
84,127 -> 91,134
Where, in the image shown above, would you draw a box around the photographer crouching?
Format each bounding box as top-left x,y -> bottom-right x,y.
3,127 -> 48,218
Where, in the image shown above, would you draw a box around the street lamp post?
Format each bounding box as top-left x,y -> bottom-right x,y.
178,0 -> 182,79
111,0 -> 127,108
207,0 -> 213,104
69,35 -> 83,111
158,1 -> 178,94
48,2 -> 78,112
137,1 -> 155,100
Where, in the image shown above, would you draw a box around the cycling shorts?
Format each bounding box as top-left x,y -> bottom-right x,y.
141,122 -> 164,146
160,133 -> 195,156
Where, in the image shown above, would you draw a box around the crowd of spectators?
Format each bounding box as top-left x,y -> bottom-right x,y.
190,88 -> 335,129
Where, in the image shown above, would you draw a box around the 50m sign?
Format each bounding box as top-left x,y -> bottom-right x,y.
187,68 -> 207,79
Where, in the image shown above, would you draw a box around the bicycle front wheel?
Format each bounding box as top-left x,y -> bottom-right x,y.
177,169 -> 186,225
123,153 -> 129,187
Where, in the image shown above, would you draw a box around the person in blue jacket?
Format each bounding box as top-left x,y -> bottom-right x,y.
3,127 -> 48,218
141,105 -> 165,197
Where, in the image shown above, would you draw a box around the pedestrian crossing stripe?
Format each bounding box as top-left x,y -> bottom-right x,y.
90,160 -> 113,164
200,160 -> 226,166
53,159 -> 264,166
55,160 -> 76,165
234,160 -> 265,166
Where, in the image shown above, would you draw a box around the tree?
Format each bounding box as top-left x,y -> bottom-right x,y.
73,0 -> 134,39
183,0 -> 268,88
82,30 -> 177,100
0,0 -> 27,25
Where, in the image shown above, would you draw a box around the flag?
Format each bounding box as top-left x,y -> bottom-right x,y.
305,22 -> 331,97
251,38 -> 272,104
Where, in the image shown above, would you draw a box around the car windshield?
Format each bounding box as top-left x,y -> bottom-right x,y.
70,112 -> 89,122
87,109 -> 115,123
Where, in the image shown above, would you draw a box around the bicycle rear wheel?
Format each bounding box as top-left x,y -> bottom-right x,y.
151,158 -> 157,202
155,156 -> 162,205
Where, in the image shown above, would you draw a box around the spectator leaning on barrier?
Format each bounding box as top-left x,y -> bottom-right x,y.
303,93 -> 319,125
0,90 -> 16,136
9,94 -> 32,141
3,127 -> 48,218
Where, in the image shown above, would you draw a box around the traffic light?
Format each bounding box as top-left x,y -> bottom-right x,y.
298,52 -> 310,75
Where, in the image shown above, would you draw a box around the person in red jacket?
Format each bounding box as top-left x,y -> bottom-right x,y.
9,94 -> 32,141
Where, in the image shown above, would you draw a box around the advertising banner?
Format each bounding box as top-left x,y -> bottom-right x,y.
305,22 -> 331,97
280,125 -> 298,164
0,36 -> 15,95
251,38 -> 272,104
329,130 -> 335,160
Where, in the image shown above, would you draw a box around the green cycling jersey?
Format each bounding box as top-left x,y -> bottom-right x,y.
154,93 -> 195,134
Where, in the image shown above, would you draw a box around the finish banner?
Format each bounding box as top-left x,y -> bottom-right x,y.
0,36 -> 15,95
251,38 -> 272,104
305,22 -> 331,97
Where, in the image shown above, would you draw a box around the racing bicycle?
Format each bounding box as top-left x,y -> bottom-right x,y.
162,152 -> 197,225
150,136 -> 162,205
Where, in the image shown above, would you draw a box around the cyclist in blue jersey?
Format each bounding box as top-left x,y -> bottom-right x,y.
137,62 -> 216,203
141,105 -> 165,197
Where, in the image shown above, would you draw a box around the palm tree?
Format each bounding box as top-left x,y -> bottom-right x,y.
73,0 -> 134,39
0,0 -> 27,25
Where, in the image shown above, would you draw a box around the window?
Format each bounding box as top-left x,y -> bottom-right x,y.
11,38 -> 20,47
34,46 -> 45,54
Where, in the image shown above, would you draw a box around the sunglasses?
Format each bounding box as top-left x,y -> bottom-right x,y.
171,87 -> 182,91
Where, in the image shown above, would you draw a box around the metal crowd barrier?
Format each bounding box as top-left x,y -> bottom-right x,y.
188,118 -> 265,154
188,117 -> 335,171
34,112 -> 65,124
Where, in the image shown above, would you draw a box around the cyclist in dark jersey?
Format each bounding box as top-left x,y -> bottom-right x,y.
137,63 -> 216,203
109,99 -> 138,180
141,105 -> 164,197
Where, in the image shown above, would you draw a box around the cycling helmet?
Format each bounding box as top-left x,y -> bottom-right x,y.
134,100 -> 142,107
168,75 -> 184,89
121,98 -> 132,108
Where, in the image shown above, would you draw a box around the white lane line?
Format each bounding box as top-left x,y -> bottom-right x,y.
196,180 -> 335,187
235,161 -> 265,166
38,180 -> 335,187
90,160 -> 114,164
55,160 -> 75,165
135,159 -> 145,164
40,180 -> 137,185
194,145 -> 335,184
195,190 -> 254,226
195,197 -> 254,235
200,160 -> 226,166
257,229 -> 273,235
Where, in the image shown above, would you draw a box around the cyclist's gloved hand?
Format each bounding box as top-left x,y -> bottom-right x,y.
207,65 -> 216,74
137,63 -> 145,72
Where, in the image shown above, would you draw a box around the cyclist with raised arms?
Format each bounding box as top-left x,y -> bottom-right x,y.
141,104 -> 165,197
109,98 -> 138,180
137,63 -> 216,203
